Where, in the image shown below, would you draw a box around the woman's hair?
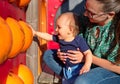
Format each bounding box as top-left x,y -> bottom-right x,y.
97,0 -> 120,64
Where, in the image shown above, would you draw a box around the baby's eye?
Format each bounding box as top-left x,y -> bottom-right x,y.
57,25 -> 62,29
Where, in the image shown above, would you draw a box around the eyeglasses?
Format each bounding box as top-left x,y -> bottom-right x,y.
84,6 -> 107,18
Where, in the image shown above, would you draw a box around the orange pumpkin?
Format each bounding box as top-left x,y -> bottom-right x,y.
0,17 -> 12,64
4,72 -> 24,84
18,20 -> 33,52
18,0 -> 31,7
8,0 -> 31,7
11,64 -> 34,84
6,17 -> 25,58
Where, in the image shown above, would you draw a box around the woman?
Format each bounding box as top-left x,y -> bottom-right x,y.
43,0 -> 120,84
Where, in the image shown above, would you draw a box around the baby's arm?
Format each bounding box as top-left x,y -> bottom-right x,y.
31,27 -> 53,41
34,31 -> 53,41
80,49 -> 92,74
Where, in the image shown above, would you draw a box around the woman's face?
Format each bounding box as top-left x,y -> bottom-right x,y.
84,0 -> 109,25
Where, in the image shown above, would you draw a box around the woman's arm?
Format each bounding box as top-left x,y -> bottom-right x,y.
93,55 -> 120,74
83,49 -> 92,68
58,49 -> 120,74
79,49 -> 93,74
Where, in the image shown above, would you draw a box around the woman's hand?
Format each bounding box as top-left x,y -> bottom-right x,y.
67,48 -> 84,64
57,49 -> 68,64
57,48 -> 84,64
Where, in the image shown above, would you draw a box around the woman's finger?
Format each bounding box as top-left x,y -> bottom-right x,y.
66,53 -> 76,59
67,50 -> 84,63
69,60 -> 80,64
67,48 -> 80,54
57,49 -> 67,63
67,50 -> 79,54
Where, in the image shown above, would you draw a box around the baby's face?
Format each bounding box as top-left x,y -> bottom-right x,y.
55,16 -> 73,40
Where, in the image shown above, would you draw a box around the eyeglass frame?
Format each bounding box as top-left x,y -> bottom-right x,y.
84,6 -> 108,19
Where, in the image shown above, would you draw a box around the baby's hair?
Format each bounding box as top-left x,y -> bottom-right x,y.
58,12 -> 80,36
56,12 -> 80,37
70,13 -> 80,36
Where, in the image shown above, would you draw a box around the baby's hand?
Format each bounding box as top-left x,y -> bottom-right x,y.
79,65 -> 90,75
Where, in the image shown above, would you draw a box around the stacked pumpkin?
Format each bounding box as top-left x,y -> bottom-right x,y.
3,64 -> 34,84
0,16 -> 33,64
8,0 -> 31,7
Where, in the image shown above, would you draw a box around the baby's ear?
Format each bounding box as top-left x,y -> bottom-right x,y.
69,26 -> 74,32
67,27 -> 73,35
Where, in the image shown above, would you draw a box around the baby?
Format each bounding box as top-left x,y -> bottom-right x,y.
32,12 -> 92,80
